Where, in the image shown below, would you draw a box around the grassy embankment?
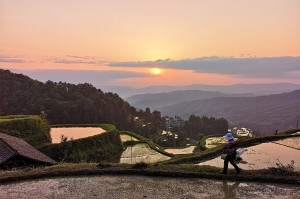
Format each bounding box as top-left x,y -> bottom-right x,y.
0,163 -> 299,185
163,129 -> 300,164
120,131 -> 174,157
39,124 -> 123,163
193,134 -> 225,152
49,124 -> 115,129
0,115 -> 51,147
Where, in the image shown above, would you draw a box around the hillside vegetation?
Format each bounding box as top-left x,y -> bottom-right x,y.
127,90 -> 253,110
0,69 -> 230,142
0,115 -> 51,147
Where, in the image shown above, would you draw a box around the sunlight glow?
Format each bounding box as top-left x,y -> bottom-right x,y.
151,68 -> 162,75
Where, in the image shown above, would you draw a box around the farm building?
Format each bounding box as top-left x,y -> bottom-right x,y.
0,132 -> 56,169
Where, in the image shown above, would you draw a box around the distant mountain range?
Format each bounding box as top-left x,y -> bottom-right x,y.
101,83 -> 300,98
158,90 -> 300,134
127,90 -> 254,110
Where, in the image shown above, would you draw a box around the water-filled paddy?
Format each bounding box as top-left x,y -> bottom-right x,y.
273,137 -> 300,150
120,143 -> 170,164
198,141 -> 300,170
50,127 -> 105,143
0,176 -> 299,199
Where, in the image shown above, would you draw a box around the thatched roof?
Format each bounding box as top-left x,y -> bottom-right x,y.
0,133 -> 56,165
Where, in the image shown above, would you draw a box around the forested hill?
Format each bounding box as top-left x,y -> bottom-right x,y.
0,69 -> 150,130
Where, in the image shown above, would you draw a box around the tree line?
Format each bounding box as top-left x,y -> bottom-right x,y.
0,69 -> 228,141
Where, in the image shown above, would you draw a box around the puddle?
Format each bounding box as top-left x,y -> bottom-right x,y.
0,176 -> 299,199
50,127 -> 105,143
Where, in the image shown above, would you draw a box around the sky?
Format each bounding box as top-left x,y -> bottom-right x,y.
1,0 -> 300,87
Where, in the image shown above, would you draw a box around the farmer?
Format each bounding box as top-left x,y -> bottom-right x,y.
220,133 -> 240,174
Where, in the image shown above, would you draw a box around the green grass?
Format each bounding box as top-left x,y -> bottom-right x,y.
1,163 -> 299,185
194,134 -> 224,153
0,115 -> 51,147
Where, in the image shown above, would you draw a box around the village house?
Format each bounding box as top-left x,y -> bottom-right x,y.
0,133 -> 56,169
165,116 -> 183,129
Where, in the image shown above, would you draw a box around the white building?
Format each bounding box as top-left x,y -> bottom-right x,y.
165,116 -> 183,129
236,127 -> 253,137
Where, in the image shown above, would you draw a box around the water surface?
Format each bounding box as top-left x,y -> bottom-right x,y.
198,141 -> 300,170
50,127 -> 105,143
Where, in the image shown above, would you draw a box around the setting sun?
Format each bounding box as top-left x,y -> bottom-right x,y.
151,68 -> 162,75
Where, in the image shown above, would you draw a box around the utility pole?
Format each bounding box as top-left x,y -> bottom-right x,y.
131,133 -> 133,163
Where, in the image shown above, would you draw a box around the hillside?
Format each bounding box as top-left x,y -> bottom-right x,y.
0,69 -> 163,133
102,83 -> 300,97
127,90 -> 253,110
159,90 -> 300,134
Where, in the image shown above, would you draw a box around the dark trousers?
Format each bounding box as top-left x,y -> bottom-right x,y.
223,155 -> 240,173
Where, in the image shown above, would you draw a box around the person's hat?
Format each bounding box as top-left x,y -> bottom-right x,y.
223,133 -> 234,140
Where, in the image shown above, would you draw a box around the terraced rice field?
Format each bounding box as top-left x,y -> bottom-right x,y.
50,127 -> 105,143
198,138 -> 300,171
120,143 -> 170,164
273,137 -> 300,150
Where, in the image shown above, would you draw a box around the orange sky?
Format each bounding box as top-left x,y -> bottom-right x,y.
1,0 -> 300,86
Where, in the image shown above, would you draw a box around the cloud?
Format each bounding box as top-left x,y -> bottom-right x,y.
48,55 -> 108,65
109,56 -> 300,78
0,54 -> 26,63
10,69 -> 150,86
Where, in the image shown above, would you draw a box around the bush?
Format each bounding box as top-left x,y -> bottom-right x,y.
39,124 -> 124,163
97,162 -> 112,168
268,160 -> 296,175
132,162 -> 149,169
0,115 -> 51,147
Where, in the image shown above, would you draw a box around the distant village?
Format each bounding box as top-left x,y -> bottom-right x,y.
164,116 -> 254,138
229,127 -> 254,138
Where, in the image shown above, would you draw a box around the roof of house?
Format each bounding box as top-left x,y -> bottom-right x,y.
0,132 -> 56,165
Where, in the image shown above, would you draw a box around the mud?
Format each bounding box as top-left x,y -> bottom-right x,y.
0,175 -> 299,199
